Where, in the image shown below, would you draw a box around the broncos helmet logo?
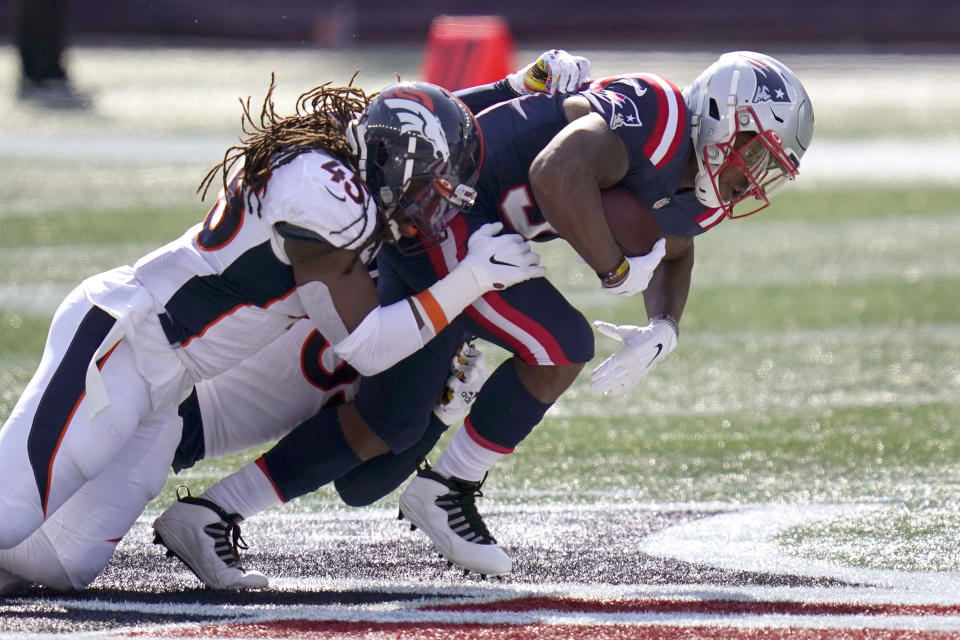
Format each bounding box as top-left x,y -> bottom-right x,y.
744,57 -> 792,104
381,93 -> 451,162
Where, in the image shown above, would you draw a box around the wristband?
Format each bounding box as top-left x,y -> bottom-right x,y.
598,256 -> 630,288
650,314 -> 680,337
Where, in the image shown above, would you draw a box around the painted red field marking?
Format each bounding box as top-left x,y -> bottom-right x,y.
426,596 -> 960,617
120,621 -> 960,639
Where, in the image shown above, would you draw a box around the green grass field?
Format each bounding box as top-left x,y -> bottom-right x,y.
1,44 -> 958,575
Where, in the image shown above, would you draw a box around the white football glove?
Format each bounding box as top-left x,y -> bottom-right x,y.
459,222 -> 546,291
507,49 -> 591,97
601,238 -> 667,297
434,342 -> 488,426
589,317 -> 678,396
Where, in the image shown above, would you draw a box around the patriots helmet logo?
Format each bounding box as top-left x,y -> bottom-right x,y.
745,58 -> 792,104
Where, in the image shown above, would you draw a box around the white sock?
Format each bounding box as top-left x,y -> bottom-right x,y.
201,461 -> 282,520
432,426 -> 505,482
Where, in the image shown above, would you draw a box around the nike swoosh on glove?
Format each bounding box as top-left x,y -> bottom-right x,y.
459,222 -> 546,291
589,318 -> 678,396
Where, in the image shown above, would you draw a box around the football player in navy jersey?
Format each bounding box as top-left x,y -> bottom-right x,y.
148,50 -> 814,585
146,50 -> 812,583
0,74 -> 548,594
344,51 -> 815,576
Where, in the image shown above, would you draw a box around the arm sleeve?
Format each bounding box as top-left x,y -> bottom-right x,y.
330,265 -> 486,376
455,80 -> 519,114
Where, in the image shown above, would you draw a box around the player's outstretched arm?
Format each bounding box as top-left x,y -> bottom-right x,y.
287,223 -> 545,376
455,49 -> 592,114
589,236 -> 694,396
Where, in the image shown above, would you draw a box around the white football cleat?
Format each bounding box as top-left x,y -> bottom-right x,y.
153,495 -> 268,590
399,466 -> 511,576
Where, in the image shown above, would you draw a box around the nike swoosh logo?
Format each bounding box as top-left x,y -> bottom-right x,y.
647,343 -> 663,366
489,255 -> 516,267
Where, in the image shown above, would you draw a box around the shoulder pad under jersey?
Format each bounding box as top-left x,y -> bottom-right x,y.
259,150 -> 378,252
585,74 -> 688,170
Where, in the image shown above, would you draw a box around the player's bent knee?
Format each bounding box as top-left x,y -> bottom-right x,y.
514,360 -> 584,404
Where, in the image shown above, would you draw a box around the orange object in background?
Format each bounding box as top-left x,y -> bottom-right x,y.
420,15 -> 515,91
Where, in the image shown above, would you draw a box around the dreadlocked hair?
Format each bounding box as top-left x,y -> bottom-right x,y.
198,74 -> 385,264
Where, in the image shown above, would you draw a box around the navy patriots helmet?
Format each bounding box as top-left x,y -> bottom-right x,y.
683,51 -> 814,218
346,81 -> 483,250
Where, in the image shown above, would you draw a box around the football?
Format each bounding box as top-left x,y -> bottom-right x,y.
600,186 -> 663,256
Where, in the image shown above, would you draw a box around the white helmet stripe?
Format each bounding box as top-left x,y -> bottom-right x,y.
402,136 -> 416,185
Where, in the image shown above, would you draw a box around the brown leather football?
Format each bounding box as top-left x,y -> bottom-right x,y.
600,186 -> 663,256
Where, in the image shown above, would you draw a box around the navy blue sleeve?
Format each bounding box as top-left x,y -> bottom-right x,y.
583,77 -> 662,172
454,80 -> 520,115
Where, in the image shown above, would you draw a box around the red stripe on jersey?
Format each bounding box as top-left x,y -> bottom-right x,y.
425,215 -> 471,278
464,416 -> 514,454
636,74 -> 685,169
696,207 -> 725,230
589,74 -> 685,169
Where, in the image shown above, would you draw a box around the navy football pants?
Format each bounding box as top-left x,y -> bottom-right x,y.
358,214 -> 594,454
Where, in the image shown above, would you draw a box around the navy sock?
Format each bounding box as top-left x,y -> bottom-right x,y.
261,406 -> 362,502
335,413 -> 449,507
466,360 -> 553,451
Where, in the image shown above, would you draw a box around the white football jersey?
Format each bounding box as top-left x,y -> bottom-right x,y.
193,318 -> 360,459
132,150 -> 378,381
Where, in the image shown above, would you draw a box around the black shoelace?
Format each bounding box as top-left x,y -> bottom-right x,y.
436,474 -> 496,545
202,515 -> 249,568
177,494 -> 250,569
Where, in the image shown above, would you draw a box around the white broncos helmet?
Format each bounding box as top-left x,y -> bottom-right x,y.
683,51 -> 814,217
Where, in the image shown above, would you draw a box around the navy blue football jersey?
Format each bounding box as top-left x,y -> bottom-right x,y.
468,74 -> 726,240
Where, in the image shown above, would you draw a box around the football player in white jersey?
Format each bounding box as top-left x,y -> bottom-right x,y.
0,50 -> 594,594
0,77 -> 546,593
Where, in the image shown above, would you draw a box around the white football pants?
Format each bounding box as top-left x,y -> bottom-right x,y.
0,284 -> 183,587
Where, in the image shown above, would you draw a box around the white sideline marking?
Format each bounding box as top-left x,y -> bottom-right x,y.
639,502 -> 960,597
11,502 -> 960,639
